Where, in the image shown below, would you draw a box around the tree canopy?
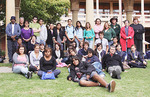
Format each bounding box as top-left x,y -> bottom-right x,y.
20,0 -> 70,24
0,0 -> 6,21
0,0 -> 70,24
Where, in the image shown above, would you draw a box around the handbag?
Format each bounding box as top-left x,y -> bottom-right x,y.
41,71 -> 55,80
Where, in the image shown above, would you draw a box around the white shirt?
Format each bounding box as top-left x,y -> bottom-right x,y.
55,50 -> 60,59
40,25 -> 47,41
12,24 -> 15,35
97,49 -> 102,62
95,38 -> 108,51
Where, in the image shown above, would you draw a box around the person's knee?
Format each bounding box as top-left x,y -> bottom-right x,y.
79,80 -> 86,86
57,69 -> 61,74
37,71 -> 42,77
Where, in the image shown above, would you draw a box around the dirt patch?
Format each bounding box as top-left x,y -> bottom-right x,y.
0,67 -> 12,73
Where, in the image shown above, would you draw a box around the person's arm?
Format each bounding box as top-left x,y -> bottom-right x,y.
6,24 -> 12,37
69,66 -> 76,81
102,55 -> 107,69
21,29 -> 24,39
61,50 -> 64,58
65,31 -> 71,41
78,49 -> 83,56
127,53 -> 132,62
17,24 -> 21,37
83,29 -> 86,39
139,24 -> 145,34
129,27 -> 134,39
111,28 -> 116,38
118,56 -> 124,71
138,52 -> 144,63
91,29 -> 95,38
25,55 -> 29,67
44,26 -> 48,42
40,57 -> 48,72
29,52 -> 36,66
120,28 -> 127,40
85,62 -> 95,75
51,58 -> 56,71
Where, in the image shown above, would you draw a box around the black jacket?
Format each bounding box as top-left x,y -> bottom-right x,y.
69,61 -> 95,81
53,50 -> 64,59
130,24 -> 145,40
65,54 -> 82,64
53,28 -> 65,41
102,53 -> 124,72
46,29 -> 54,45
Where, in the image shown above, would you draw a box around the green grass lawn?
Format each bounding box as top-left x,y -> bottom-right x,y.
0,63 -> 150,97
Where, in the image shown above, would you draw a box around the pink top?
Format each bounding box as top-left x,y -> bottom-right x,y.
14,55 -> 27,67
94,24 -> 103,38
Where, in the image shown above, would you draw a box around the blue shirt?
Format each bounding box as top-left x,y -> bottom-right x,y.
65,25 -> 74,38
83,28 -> 95,40
74,27 -> 84,39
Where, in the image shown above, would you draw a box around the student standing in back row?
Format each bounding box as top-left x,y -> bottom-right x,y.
94,18 -> 103,40
83,22 -> 95,49
6,16 -> 21,63
29,16 -> 41,43
74,21 -> 84,48
103,22 -> 116,46
39,18 -> 47,45
65,19 -> 75,47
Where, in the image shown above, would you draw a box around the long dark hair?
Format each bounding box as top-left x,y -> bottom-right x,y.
75,21 -> 84,30
56,23 -> 63,32
17,45 -> 26,55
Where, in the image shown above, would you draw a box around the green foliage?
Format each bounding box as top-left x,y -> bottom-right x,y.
20,0 -> 70,24
0,0 -> 6,21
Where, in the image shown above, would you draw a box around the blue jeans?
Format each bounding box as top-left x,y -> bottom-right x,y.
75,38 -> 83,48
108,40 -> 113,47
8,40 -> 17,62
37,69 -> 61,77
92,62 -> 105,76
13,66 -> 28,75
85,40 -> 93,49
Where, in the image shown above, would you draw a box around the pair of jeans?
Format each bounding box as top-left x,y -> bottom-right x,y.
91,62 -> 105,76
37,69 -> 61,77
108,66 -> 122,75
85,40 -> 93,49
13,66 -> 28,75
7,40 -> 17,62
29,65 -> 38,72
75,38 -> 83,48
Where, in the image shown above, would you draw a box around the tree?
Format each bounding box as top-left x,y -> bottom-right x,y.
20,0 -> 70,24
0,0 -> 6,21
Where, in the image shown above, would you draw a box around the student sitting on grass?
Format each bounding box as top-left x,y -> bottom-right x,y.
116,44 -> 130,70
116,44 -> 126,62
29,44 -> 43,73
86,49 -> 105,77
38,47 -> 61,78
67,56 -> 116,92
102,46 -> 124,79
95,43 -> 106,63
12,45 -> 32,79
28,35 -> 37,53
78,42 -> 92,61
127,45 -> 147,68
15,37 -> 26,53
39,41 -> 45,55
53,43 -> 67,67
66,48 -> 82,68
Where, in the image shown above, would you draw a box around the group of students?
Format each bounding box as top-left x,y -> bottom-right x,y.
5,15 -> 147,93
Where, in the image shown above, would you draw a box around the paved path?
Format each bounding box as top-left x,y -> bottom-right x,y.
0,67 -> 12,73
